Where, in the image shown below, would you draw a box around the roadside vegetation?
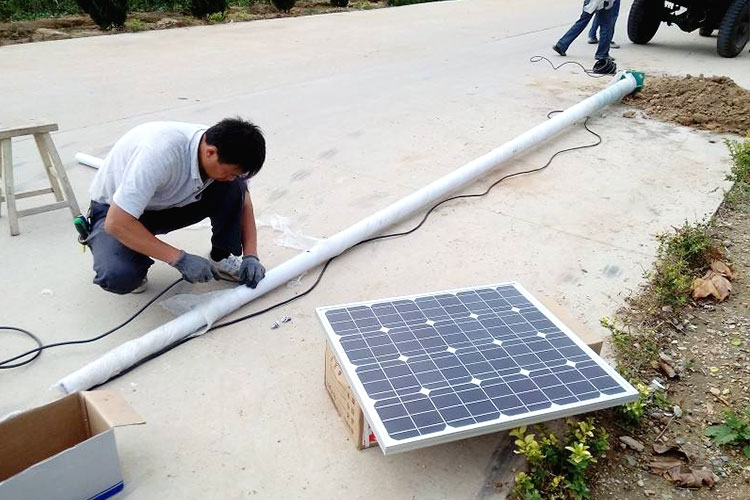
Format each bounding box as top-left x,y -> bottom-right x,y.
0,0 -> 446,29
512,134 -> 750,499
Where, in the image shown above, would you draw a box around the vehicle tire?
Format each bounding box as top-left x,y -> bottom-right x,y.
628,0 -> 664,44
699,26 -> 714,37
717,0 -> 749,57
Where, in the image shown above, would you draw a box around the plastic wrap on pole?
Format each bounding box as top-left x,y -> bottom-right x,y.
57,75 -> 638,393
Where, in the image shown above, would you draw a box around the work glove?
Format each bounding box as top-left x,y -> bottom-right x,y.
171,251 -> 221,283
239,254 -> 266,288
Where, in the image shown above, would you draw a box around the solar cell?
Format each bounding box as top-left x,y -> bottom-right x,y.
317,282 -> 638,454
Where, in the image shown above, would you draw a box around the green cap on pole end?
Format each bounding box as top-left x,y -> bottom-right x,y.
622,70 -> 645,94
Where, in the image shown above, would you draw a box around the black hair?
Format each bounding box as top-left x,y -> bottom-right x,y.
204,117 -> 266,177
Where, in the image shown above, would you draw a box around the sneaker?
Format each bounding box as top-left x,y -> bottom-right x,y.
212,254 -> 242,280
610,40 -> 620,49
131,277 -> 148,294
552,44 -> 566,56
587,37 -> 598,44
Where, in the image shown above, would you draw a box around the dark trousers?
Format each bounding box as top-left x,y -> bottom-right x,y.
557,0 -> 619,60
588,0 -> 621,41
88,179 -> 246,294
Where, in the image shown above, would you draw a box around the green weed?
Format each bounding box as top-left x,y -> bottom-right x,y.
511,418 -> 609,500
650,255 -> 693,307
206,10 -> 225,22
620,382 -> 654,425
600,316 -> 657,380
125,17 -> 147,31
705,407 -> 750,457
725,136 -> 750,207
648,219 -> 720,307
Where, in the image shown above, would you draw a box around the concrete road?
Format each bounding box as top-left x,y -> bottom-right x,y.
1,0 -> 748,498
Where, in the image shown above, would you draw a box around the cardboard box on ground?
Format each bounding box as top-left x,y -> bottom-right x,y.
0,391 -> 144,500
323,295 -> 604,450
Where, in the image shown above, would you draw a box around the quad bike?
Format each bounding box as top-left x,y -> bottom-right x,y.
627,0 -> 750,57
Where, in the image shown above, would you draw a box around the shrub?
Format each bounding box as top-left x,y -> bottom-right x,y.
189,0 -> 226,17
75,0 -> 128,29
0,0 -> 82,22
331,0 -> 349,6
0,1 -> 12,22
271,0 -> 295,11
511,419 -> 609,500
206,10 -> 225,21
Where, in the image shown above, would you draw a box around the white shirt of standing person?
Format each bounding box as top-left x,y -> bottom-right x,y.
583,0 -> 615,14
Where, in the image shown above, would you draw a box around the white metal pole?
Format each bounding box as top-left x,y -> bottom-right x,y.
58,74 -> 639,393
75,152 -> 103,169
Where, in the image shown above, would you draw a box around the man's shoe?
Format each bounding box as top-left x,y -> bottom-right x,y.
587,37 -> 598,44
212,255 -> 242,280
131,277 -> 148,294
552,44 -> 566,56
610,40 -> 620,49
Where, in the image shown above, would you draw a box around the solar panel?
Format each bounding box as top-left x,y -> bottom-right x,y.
317,282 -> 638,454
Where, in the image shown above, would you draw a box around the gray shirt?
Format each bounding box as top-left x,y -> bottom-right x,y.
89,121 -> 211,218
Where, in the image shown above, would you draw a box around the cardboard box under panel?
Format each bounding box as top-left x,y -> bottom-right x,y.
325,343 -> 378,450
0,391 -> 144,500
323,296 -> 602,451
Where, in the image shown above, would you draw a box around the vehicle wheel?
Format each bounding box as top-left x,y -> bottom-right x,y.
699,26 -> 714,37
717,0 -> 749,57
628,0 -> 665,44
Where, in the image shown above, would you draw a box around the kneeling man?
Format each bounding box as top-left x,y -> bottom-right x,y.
87,118 -> 267,294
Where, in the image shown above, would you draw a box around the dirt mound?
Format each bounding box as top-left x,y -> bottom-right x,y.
625,75 -> 750,136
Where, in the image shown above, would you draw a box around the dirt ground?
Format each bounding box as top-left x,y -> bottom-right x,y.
584,90 -> 750,499
588,200 -> 750,500
624,75 -> 750,137
0,1 -> 386,46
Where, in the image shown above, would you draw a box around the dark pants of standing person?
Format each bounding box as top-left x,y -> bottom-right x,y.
589,0 -> 621,42
87,179 -> 246,294
556,0 -> 619,61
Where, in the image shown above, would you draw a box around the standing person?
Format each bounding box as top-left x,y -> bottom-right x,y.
86,118 -> 267,294
588,0 -> 621,48
552,0 -> 619,74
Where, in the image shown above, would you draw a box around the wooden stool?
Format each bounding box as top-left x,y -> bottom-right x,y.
0,123 -> 81,236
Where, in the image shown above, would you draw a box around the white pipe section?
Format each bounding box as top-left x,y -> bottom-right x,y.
75,152 -> 103,169
57,75 -> 639,393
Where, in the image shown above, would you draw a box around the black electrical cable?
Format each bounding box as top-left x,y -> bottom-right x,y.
530,55 -> 609,78
0,278 -> 185,369
1,114 -> 602,380
0,327 -> 44,369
